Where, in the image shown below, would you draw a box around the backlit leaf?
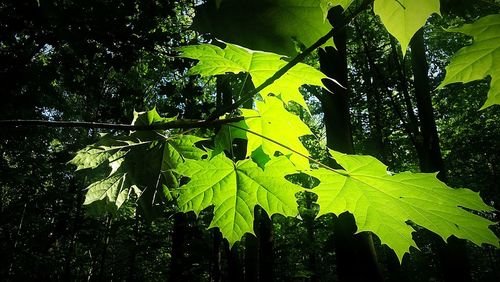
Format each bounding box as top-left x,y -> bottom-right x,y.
308,150 -> 499,261
179,42 -> 327,111
374,0 -> 440,56
71,109 -> 207,214
176,154 -> 302,245
215,96 -> 313,169
192,0 -> 334,56
439,14 -> 500,109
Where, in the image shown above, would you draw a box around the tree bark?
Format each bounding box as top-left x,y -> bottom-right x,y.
319,46 -> 354,154
169,213 -> 187,281
410,29 -> 472,282
211,229 -> 223,282
410,30 -> 446,179
98,214 -> 112,282
304,191 -> 318,282
225,241 -> 244,282
258,208 -> 274,282
219,74 -> 272,282
63,179 -> 84,281
245,226 -> 258,282
318,7 -> 383,282
126,212 -> 140,282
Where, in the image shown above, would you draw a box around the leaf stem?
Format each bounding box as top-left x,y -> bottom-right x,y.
394,0 -> 406,9
227,124 -> 349,177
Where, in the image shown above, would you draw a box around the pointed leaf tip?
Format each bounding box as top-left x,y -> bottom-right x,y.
310,151 -> 498,261
176,155 -> 302,245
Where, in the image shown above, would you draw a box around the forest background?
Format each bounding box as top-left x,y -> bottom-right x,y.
1,0 -> 499,281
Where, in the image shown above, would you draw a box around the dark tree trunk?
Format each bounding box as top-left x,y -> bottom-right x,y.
389,37 -> 422,149
245,229 -> 258,282
410,29 -> 472,282
211,229 -> 223,282
216,75 -> 234,109
355,21 -> 388,164
225,241 -> 244,282
126,213 -> 140,282
98,215 -> 113,282
63,179 -> 84,281
304,191 -> 318,282
169,213 -> 187,281
217,74 -> 271,282
319,47 -> 354,154
240,76 -> 274,282
318,7 -> 383,282
258,209 -> 274,282
410,29 -> 446,179
365,77 -> 388,163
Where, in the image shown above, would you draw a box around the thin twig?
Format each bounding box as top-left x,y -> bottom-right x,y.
205,0 -> 373,122
205,29 -> 337,121
0,117 -> 244,131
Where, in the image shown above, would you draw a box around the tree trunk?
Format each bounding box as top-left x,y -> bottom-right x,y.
304,191 -> 318,282
245,227 -> 258,282
225,241 -> 244,282
410,30 -> 446,178
239,75 -> 274,282
7,202 -> 27,278
63,179 -> 84,281
410,28 -> 472,282
318,7 -> 383,282
126,212 -> 140,282
355,21 -> 388,164
218,74 -> 270,282
98,214 -> 112,282
258,208 -> 274,282
319,47 -> 354,154
211,229 -> 223,282
169,213 -> 187,281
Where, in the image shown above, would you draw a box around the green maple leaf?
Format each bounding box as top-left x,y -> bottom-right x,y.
176,154 -> 303,245
70,134 -> 138,171
307,150 -> 499,261
179,42 -> 326,111
71,109 -> 207,214
192,0 -> 334,56
439,14 -> 500,109
326,0 -> 440,56
374,0 -> 440,56
71,108 -> 177,172
215,96 -> 313,169
132,106 -> 171,127
373,0 -> 440,56
74,137 -> 162,212
83,171 -> 134,209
